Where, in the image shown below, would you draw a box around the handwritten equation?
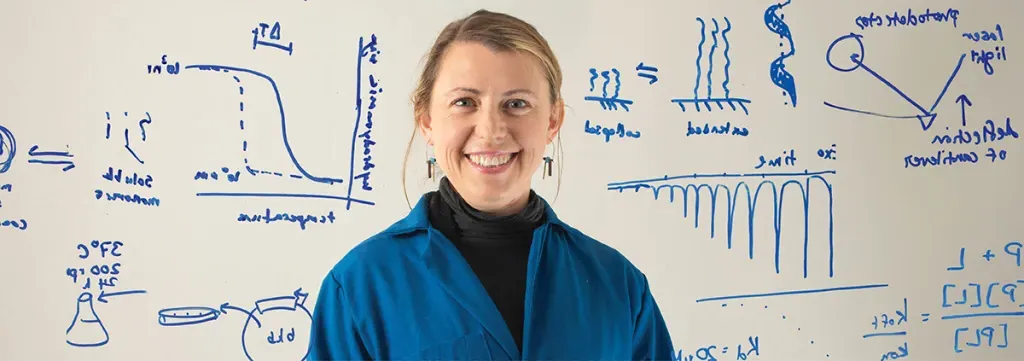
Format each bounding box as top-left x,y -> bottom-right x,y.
858,241 -> 1022,358
674,336 -> 760,361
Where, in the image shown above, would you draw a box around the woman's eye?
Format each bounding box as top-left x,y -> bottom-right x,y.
506,99 -> 528,109
453,98 -> 474,107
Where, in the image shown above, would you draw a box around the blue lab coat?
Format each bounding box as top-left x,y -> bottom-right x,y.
308,195 -> 674,360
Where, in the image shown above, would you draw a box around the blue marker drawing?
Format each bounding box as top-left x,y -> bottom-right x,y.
673,17 -> 751,115
147,54 -> 180,75
584,120 -> 641,142
608,170 -> 835,278
184,65 -> 343,185
347,35 -> 381,209
635,62 -> 659,84
823,33 -> 966,131
955,94 -> 972,127
721,17 -> 733,99
97,289 -> 146,303
67,289 -> 146,348
585,68 -> 633,111
765,0 -> 797,106
0,125 -> 16,173
230,74 -> 303,180
104,111 -> 151,164
27,145 -> 75,171
696,283 -> 888,303
158,288 -> 312,361
706,18 -> 719,99
195,192 -> 373,205
252,22 -> 294,55
67,292 -> 109,347
158,306 -> 223,326
184,35 -> 378,209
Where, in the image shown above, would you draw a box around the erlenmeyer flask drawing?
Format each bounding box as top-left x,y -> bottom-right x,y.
66,292 -> 109,347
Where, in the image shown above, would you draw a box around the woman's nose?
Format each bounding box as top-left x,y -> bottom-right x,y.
473,105 -> 508,141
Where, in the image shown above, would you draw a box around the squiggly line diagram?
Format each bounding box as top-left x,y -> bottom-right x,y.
765,0 -> 797,106
673,17 -> 751,115
722,18 -> 733,99
585,68 -> 633,111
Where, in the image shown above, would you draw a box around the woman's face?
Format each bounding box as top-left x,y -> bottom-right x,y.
420,41 -> 563,215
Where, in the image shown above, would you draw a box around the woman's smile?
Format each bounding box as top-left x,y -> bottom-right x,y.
465,151 -> 520,174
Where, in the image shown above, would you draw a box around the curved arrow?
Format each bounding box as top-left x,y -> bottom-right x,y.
220,302 -> 262,328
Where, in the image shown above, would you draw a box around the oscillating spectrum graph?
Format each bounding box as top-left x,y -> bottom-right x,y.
178,35 -> 380,208
672,17 -> 752,115
607,170 -> 835,278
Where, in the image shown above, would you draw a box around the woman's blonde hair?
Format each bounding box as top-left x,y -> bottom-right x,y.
401,9 -> 565,208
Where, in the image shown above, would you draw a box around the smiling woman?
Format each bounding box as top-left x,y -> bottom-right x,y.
308,9 -> 674,361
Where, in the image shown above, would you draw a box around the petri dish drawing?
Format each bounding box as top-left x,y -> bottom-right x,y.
157,306 -> 221,326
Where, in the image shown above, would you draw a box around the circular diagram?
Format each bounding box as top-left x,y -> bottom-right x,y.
0,125 -> 15,174
240,291 -> 313,361
826,33 -> 866,73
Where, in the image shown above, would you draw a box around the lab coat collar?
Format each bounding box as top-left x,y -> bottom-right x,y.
384,192 -> 568,242
380,193 -> 566,359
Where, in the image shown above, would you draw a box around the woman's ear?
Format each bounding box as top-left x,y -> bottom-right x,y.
547,98 -> 566,142
418,112 -> 433,145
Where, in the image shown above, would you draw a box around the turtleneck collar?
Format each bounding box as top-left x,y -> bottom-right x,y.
429,177 -> 547,246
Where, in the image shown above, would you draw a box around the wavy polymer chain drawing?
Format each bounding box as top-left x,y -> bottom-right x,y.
671,17 -> 752,115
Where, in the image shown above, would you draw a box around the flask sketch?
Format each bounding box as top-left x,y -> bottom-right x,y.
66,292 -> 110,347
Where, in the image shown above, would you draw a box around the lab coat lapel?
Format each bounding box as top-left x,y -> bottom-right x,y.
422,229 -> 522,360
520,225 -> 549,360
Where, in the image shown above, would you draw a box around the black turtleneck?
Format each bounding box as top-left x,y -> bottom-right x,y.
426,177 -> 546,352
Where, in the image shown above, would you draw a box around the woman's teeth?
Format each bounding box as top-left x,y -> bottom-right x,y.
467,153 -> 514,167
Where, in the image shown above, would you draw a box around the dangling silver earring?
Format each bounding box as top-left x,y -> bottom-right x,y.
542,156 -> 553,179
542,140 -> 556,179
426,146 -> 439,180
427,157 -> 438,180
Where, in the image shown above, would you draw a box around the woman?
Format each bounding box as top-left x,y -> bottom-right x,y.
309,9 -> 673,361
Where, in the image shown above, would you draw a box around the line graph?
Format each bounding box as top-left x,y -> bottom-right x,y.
185,64 -> 344,185
823,33 -> 966,131
179,35 -> 380,208
608,170 -> 835,278
672,17 -> 752,115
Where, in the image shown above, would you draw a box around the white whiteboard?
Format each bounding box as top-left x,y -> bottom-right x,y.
1,0 -> 1022,360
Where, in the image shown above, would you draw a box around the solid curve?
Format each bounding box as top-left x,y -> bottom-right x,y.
184,64 -> 344,185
